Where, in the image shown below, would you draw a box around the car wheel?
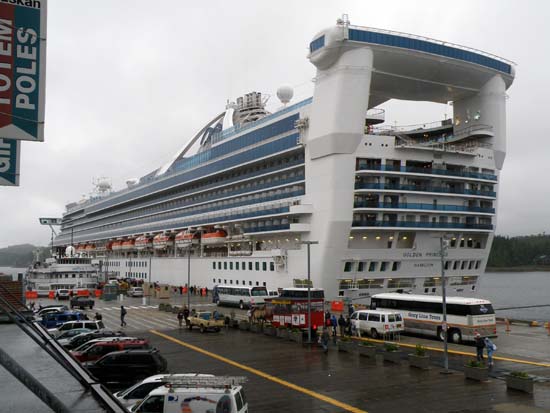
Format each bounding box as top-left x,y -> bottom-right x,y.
450,329 -> 462,344
239,301 -> 244,310
188,324 -> 192,331
370,328 -> 379,339
215,327 -> 220,333
200,325 -> 205,333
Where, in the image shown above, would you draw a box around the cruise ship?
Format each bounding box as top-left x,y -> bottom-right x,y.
51,17 -> 515,304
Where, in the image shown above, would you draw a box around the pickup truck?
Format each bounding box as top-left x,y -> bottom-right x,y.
188,311 -> 224,333
70,296 -> 95,310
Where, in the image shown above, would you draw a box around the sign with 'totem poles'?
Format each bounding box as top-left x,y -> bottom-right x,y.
0,137 -> 20,186
0,0 -> 47,142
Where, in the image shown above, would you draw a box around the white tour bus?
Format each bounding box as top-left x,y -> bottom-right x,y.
213,285 -> 268,309
371,293 -> 496,344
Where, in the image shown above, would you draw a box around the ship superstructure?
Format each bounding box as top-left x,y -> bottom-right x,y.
51,17 -> 515,303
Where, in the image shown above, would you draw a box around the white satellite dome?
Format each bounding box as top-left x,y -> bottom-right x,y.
65,245 -> 76,257
276,85 -> 294,105
126,178 -> 139,188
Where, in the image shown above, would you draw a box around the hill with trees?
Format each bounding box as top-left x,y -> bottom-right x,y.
487,234 -> 550,270
0,244 -> 51,268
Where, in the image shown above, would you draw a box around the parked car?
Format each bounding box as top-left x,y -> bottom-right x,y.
56,328 -> 92,341
35,305 -> 68,318
61,330 -> 125,350
114,373 -> 215,409
129,376 -> 248,413
71,339 -> 150,362
127,287 -> 144,297
48,319 -> 105,338
70,296 -> 95,310
55,289 -> 71,300
39,311 -> 85,329
350,309 -> 404,339
83,349 -> 168,385
72,337 -> 141,353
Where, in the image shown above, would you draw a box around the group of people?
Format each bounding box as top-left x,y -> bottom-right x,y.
320,311 -> 353,353
173,285 -> 209,296
474,332 -> 497,366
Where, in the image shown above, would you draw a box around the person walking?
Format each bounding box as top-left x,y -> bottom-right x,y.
321,328 -> 330,354
120,305 -> 127,327
338,314 -> 346,337
94,312 -> 102,321
484,337 -> 497,367
177,309 -> 184,328
247,308 -> 252,323
474,333 -> 485,362
330,314 -> 338,338
183,306 -> 190,326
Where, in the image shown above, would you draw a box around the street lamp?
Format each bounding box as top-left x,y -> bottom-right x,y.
439,236 -> 451,374
299,240 -> 318,344
187,244 -> 191,310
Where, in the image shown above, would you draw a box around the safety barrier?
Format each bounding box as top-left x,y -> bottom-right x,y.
48,291 -> 55,299
25,291 -> 38,299
76,289 -> 90,297
94,290 -> 102,298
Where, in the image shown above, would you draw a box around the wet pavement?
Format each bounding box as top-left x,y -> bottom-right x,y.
13,294 -> 550,412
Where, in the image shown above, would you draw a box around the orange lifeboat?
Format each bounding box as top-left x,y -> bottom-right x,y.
153,233 -> 172,249
105,241 -> 113,251
76,244 -> 85,252
201,230 -> 227,245
175,230 -> 198,248
85,244 -> 95,251
121,239 -> 136,251
135,235 -> 152,250
111,240 -> 123,251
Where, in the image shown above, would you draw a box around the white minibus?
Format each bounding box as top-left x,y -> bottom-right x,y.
213,285 -> 268,309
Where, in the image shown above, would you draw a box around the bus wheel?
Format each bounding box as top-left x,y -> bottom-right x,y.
437,327 -> 445,342
370,329 -> 379,339
449,329 -> 462,344
239,301 -> 244,310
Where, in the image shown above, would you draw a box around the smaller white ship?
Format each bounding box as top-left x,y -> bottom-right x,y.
25,246 -> 101,297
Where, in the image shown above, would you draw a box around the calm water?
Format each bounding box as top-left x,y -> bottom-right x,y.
0,267 -> 548,320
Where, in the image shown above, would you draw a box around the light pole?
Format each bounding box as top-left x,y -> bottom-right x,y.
187,245 -> 191,310
299,240 -> 318,344
440,236 -> 451,374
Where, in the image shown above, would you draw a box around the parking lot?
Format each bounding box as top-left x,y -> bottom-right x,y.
28,293 -> 550,412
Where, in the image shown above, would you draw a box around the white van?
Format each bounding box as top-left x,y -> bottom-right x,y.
130,376 -> 248,413
114,373 -> 214,409
350,309 -> 404,338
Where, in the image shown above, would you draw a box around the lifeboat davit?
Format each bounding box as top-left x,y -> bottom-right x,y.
135,235 -> 152,250
153,233 -> 172,250
121,239 -> 135,251
201,230 -> 227,245
111,240 -> 123,251
175,230 -> 198,248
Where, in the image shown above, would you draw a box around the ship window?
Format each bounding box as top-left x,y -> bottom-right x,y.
262,262 -> 267,271
230,262 -> 234,270
344,262 -> 353,272
230,280 -> 233,284
475,260 -> 481,269
236,262 -> 240,270
380,262 -> 388,272
270,262 -> 274,271
444,261 -> 450,270
224,262 -> 227,270
218,279 -> 221,283
357,262 -> 365,272
249,262 -> 252,271
243,280 -> 245,285
391,262 -> 400,271
224,279 -> 227,284
256,281 -> 259,286
263,282 -> 266,287
461,261 -> 467,270
212,262 -> 216,270
368,262 -> 377,272
453,261 -> 459,270
255,262 -> 259,271
249,281 -> 252,286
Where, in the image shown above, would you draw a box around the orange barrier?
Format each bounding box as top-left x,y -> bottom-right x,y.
25,291 -> 38,299
77,289 -> 90,297
94,289 -> 102,298
48,291 -> 55,299
183,287 -> 188,294
331,301 -> 344,312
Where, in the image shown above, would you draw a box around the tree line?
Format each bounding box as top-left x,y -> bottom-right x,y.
487,234 -> 550,268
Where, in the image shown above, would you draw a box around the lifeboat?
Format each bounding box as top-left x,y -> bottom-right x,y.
76,245 -> 85,252
111,240 -> 123,251
135,235 -> 152,250
85,244 -> 95,251
105,241 -> 113,251
121,239 -> 135,251
153,233 -> 172,249
201,230 -> 227,246
175,230 -> 198,248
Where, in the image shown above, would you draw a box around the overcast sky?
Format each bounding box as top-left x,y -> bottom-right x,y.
0,0 -> 548,248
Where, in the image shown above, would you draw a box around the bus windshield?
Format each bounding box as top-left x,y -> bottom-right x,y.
251,287 -> 268,296
469,304 -> 495,315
